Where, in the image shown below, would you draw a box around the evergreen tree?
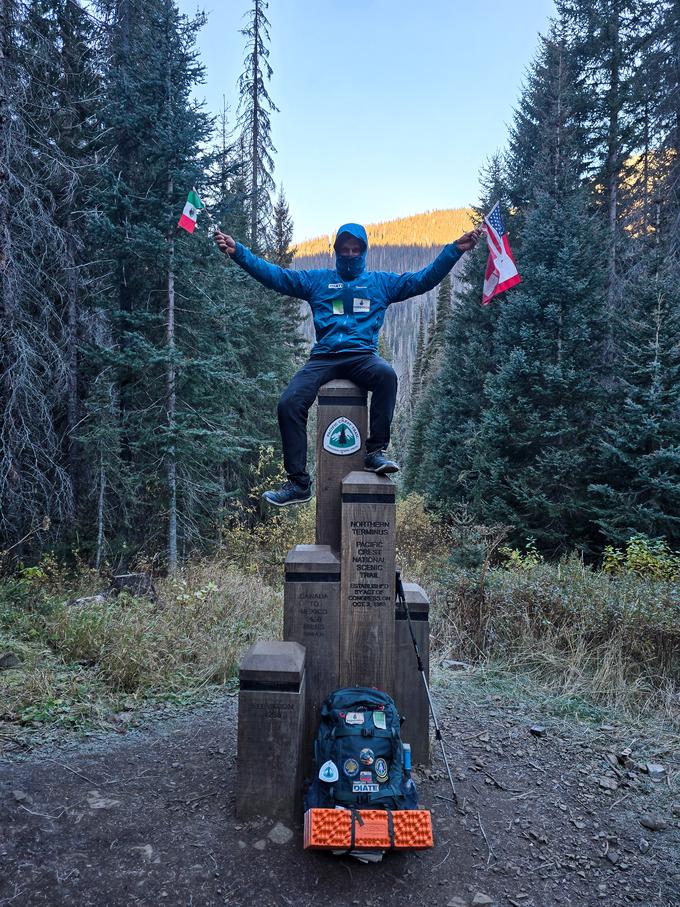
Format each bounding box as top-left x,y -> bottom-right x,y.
79,365 -> 130,569
402,277 -> 451,493
646,1 -> 679,249
237,0 -> 278,251
23,0 -> 101,528
468,191 -> 607,553
463,27 -> 609,554
556,0 -> 650,339
588,0 -> 680,548
558,0 -> 645,220
410,311 -> 427,406
90,0 -> 279,567
413,158 -> 506,508
271,187 -> 294,266
589,252 -> 680,546
0,0 -> 79,548
267,187 -> 306,361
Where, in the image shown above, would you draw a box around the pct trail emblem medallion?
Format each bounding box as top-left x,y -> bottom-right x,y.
323,417 -> 360,455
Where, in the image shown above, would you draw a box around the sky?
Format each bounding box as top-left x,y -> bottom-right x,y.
177,0 -> 556,241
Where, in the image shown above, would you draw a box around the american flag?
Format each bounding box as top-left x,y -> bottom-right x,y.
481,202 -> 521,304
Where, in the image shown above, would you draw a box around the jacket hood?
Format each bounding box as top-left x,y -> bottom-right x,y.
334,223 -> 368,252
334,223 -> 368,280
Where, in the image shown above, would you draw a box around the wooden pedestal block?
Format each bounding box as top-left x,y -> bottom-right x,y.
283,544 -> 340,777
394,582 -> 430,765
236,641 -> 306,820
315,380 -> 368,553
339,471 -> 396,693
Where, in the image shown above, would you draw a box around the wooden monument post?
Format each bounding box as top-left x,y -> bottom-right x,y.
283,544 -> 340,776
339,471 -> 396,693
236,641 -> 306,820
394,581 -> 431,764
315,380 -> 367,553
238,379 -> 432,818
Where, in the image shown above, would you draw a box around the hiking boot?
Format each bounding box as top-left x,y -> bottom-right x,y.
364,450 -> 400,475
262,480 -> 313,507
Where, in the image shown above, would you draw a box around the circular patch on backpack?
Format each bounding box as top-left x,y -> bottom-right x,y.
359,747 -> 375,766
343,758 -> 359,777
375,757 -> 388,782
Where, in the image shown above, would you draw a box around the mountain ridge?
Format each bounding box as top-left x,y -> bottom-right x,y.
293,207 -> 475,258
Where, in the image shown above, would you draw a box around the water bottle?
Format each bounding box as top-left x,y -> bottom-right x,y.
403,743 -> 415,793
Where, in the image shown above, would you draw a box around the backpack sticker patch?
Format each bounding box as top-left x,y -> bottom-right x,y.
352,782 -> 379,793
319,760 -> 339,783
375,757 -> 389,782
305,687 -> 420,813
345,712 -> 364,725
343,758 -> 359,777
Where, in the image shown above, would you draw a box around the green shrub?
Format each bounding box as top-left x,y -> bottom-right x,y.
219,445 -> 315,583
602,535 -> 680,580
395,493 -> 451,576
431,554 -> 680,688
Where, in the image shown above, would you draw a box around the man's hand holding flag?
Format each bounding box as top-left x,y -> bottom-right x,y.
481,202 -> 521,304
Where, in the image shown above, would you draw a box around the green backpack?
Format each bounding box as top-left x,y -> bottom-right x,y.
304,687 -> 418,811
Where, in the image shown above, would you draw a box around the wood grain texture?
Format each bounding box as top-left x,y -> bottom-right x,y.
315,380 -> 368,553
236,642 -> 306,820
394,582 -> 430,765
339,471 -> 396,694
283,545 -> 340,778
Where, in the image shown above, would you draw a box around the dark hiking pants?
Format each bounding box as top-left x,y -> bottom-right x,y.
277,352 -> 398,487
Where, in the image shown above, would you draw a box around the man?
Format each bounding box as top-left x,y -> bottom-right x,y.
214,222 -> 481,505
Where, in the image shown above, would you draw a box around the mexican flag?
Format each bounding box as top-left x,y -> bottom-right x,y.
177,189 -> 204,233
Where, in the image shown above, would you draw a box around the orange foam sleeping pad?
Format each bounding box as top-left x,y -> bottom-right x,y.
303,808 -> 434,850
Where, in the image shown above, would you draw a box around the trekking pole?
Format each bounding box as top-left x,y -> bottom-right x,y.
396,570 -> 458,804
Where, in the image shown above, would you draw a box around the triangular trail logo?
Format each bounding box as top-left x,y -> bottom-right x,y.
323,417 -> 361,455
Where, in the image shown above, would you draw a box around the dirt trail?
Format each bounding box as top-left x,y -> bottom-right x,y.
1,683 -> 678,907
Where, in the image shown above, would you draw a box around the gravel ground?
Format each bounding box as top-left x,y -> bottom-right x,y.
1,678 -> 678,907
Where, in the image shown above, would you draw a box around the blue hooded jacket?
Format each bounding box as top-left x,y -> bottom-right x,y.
230,222 -> 463,357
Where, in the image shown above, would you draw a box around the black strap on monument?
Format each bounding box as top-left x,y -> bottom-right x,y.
396,570 -> 458,805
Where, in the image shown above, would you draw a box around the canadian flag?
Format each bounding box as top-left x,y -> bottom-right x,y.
481,202 -> 521,304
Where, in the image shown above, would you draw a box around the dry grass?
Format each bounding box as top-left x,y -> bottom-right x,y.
420,558 -> 680,725
2,492 -> 679,733
0,559 -> 283,731
392,495 -> 680,725
48,560 -> 282,693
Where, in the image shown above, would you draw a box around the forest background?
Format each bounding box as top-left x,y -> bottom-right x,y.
1,0 -> 679,729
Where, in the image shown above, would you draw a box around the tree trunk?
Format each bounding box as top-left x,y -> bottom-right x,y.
0,0 -> 10,279
605,8 -> 620,307
250,0 -> 260,247
65,230 -> 80,524
0,0 -> 18,540
166,191 -> 177,574
95,448 -> 106,570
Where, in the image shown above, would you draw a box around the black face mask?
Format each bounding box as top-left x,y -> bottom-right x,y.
335,253 -> 365,281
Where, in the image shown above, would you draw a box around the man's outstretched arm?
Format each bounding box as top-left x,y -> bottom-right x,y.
384,229 -> 482,303
214,230 -> 312,300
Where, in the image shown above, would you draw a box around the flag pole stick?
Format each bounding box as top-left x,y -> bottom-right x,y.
190,187 -> 220,232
